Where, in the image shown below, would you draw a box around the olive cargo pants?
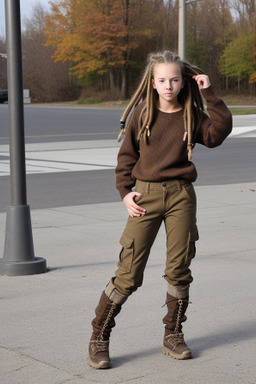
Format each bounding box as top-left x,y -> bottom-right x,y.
113,179 -> 199,297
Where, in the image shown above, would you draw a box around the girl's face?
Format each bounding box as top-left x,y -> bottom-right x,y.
152,63 -> 183,106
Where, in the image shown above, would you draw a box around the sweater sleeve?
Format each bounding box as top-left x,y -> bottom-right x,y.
195,86 -> 233,148
115,108 -> 140,199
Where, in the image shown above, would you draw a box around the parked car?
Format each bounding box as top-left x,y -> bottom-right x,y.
0,90 -> 8,103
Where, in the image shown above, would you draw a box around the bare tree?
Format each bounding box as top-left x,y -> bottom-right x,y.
186,0 -> 233,88
231,0 -> 256,32
162,0 -> 178,51
22,2 -> 78,102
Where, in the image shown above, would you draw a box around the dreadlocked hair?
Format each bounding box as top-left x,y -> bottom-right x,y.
118,51 -> 205,160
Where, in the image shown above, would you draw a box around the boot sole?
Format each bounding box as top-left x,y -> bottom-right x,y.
162,346 -> 192,360
87,352 -> 110,369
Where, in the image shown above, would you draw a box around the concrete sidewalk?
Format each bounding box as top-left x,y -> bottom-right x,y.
0,182 -> 256,384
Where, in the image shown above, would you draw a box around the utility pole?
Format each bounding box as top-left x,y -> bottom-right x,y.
178,0 -> 202,60
0,0 -> 47,275
178,0 -> 186,60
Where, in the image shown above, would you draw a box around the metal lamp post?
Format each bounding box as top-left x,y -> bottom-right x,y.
0,0 -> 47,275
178,0 -> 202,60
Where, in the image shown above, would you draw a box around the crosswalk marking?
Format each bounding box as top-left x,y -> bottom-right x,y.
0,141 -> 120,177
0,125 -> 255,177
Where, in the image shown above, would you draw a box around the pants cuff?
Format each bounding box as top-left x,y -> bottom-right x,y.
167,283 -> 190,299
105,278 -> 128,305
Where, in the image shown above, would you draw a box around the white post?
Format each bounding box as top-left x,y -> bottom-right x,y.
178,0 -> 186,59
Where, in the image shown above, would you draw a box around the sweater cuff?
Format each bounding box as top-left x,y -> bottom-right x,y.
201,86 -> 217,101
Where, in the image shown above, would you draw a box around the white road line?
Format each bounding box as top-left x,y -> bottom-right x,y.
229,126 -> 256,137
0,126 -> 255,177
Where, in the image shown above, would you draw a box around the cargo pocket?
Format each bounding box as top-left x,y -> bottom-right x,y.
117,232 -> 134,273
188,224 -> 199,262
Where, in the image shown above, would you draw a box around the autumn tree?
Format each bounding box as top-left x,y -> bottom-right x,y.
18,0 -> 255,100
44,0 -> 166,99
45,0 -> 131,98
22,2 -> 78,102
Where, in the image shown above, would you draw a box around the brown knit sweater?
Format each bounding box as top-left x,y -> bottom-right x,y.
115,86 -> 233,199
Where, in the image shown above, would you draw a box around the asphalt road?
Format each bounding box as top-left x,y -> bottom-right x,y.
0,105 -> 255,212
0,105 -> 121,143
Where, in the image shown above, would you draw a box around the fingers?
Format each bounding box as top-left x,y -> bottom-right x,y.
129,202 -> 146,217
133,192 -> 142,203
123,192 -> 147,217
128,198 -> 146,217
192,74 -> 211,89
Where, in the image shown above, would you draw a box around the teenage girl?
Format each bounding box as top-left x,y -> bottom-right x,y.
87,50 -> 232,369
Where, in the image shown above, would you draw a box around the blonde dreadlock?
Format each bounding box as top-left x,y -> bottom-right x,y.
118,51 -> 205,160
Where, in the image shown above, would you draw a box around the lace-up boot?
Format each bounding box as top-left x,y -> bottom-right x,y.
87,281 -> 127,369
162,292 -> 192,360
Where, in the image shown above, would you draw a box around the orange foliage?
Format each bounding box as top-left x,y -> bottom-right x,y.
45,0 -> 136,78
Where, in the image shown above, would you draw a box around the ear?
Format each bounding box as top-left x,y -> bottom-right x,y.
152,78 -> 156,89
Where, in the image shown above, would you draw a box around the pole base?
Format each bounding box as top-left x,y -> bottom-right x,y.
0,257 -> 47,276
1,205 -> 47,276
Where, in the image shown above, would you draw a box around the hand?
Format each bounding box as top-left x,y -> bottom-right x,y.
192,74 -> 211,90
123,192 -> 147,217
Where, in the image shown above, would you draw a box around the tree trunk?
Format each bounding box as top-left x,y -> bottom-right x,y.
121,66 -> 128,100
108,67 -> 115,91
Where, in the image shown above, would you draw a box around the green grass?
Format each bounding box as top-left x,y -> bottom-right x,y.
77,98 -> 255,114
223,98 -> 243,105
77,98 -> 129,108
42,98 -> 256,115
230,108 -> 256,115
78,97 -> 103,105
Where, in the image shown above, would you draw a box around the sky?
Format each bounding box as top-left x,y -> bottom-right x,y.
0,0 -> 51,37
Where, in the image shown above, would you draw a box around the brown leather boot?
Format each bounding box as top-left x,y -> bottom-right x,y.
162,292 -> 192,360
87,281 -> 127,369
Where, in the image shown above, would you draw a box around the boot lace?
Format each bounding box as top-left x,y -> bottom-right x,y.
97,302 -> 117,342
174,299 -> 183,334
166,332 -> 185,348
91,340 -> 109,354
162,298 -> 191,334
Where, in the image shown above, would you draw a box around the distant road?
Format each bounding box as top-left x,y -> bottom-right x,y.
0,105 -> 255,212
1,104 -> 255,144
0,104 -> 122,143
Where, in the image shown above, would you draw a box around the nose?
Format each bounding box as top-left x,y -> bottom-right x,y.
166,81 -> 172,90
